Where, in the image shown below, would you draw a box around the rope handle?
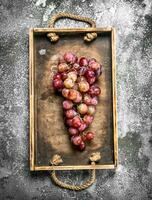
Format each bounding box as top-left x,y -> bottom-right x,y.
49,152 -> 101,191
48,12 -> 96,28
47,12 -> 97,42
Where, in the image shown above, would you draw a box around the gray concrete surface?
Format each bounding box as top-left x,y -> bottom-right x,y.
0,0 -> 152,199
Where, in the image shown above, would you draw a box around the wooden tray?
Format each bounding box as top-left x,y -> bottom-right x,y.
29,27 -> 118,171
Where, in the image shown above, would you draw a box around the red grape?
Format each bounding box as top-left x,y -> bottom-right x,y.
73,91 -> 82,103
65,109 -> 77,118
73,63 -> 80,71
62,88 -> 69,98
90,96 -> 98,105
66,118 -> 73,126
79,57 -> 88,66
61,72 -> 68,80
72,116 -> 81,128
63,100 -> 73,110
52,53 -> 103,151
78,122 -> 87,132
89,61 -> 100,71
68,89 -> 77,100
58,63 -> 69,72
78,141 -> 85,150
71,135 -> 82,146
83,94 -> 92,105
64,78 -> 75,89
83,115 -> 94,125
85,69 -> 95,78
88,58 -> 96,66
53,73 -> 62,80
86,132 -> 95,141
77,103 -> 88,115
87,105 -> 96,115
94,86 -> 101,96
87,77 -> 96,85
67,71 -> 77,82
78,81 -> 89,92
53,78 -> 63,90
88,85 -> 101,97
64,52 -> 77,64
68,127 -> 79,136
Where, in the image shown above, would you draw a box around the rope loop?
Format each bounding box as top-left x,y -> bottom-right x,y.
49,152 -> 101,191
47,12 -> 97,42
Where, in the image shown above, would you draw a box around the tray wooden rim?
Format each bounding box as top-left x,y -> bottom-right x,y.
29,28 -> 118,171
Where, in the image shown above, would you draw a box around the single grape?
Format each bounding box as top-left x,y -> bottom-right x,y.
68,89 -> 77,100
77,103 -> 88,115
53,73 -> 62,80
66,118 -> 73,126
58,63 -> 69,72
78,141 -> 85,151
71,135 -> 82,146
83,115 -> 94,125
86,132 -> 95,141
90,96 -> 98,105
87,105 -> 96,115
78,122 -> 87,132
72,116 -> 82,128
87,77 -> 96,85
62,88 -> 70,98
61,72 -> 68,80
68,127 -> 79,136
73,91 -> 82,103
53,78 -> 63,90
85,69 -> 95,78
88,85 -> 101,97
64,78 -> 75,89
78,81 -> 89,92
63,100 -> 73,110
83,94 -> 92,105
65,109 -> 77,118
64,52 -> 77,64
89,61 -> 100,71
79,57 -> 88,66
67,71 -> 77,82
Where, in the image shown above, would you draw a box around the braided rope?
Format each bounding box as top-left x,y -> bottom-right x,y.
48,12 -> 96,28
47,12 -> 97,42
49,153 -> 101,191
51,163 -> 96,191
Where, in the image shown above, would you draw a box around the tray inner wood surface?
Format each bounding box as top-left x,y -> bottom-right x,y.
34,31 -> 114,167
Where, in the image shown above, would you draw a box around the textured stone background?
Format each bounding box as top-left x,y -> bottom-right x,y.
0,0 -> 152,199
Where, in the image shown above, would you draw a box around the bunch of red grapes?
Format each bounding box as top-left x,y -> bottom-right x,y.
52,52 -> 102,151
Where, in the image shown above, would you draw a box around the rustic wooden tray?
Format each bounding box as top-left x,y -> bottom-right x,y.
29,27 -> 118,171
